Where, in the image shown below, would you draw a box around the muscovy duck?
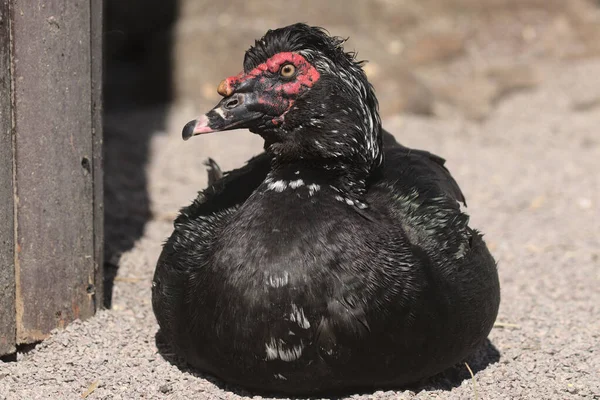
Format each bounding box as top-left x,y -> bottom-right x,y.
152,23 -> 500,395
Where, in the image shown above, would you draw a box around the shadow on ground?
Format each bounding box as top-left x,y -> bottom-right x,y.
155,329 -> 500,398
102,0 -> 179,307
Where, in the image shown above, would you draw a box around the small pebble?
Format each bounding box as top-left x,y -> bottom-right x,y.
159,384 -> 173,394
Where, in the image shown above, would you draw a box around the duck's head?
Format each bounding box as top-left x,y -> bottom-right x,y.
183,23 -> 383,172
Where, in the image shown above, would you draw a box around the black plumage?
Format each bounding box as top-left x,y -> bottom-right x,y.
152,23 -> 500,395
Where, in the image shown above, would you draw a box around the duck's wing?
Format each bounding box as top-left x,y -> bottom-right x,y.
176,152 -> 272,223
373,140 -> 471,264
380,129 -> 466,206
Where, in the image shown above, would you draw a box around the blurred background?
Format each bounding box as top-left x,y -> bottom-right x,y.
105,0 -> 600,117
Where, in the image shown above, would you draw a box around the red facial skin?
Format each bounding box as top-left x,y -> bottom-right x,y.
221,52 -> 321,125
224,52 -> 320,94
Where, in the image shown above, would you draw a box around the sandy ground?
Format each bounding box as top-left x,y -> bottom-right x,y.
1,55 -> 600,399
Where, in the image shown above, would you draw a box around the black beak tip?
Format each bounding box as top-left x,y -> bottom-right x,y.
182,120 -> 197,141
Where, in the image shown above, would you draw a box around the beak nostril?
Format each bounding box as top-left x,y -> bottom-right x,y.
223,93 -> 244,110
225,99 -> 239,109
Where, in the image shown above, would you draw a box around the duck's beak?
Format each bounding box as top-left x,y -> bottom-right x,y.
182,92 -> 263,140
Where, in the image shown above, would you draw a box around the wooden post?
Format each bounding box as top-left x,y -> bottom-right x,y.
0,0 -> 16,357
0,0 -> 103,354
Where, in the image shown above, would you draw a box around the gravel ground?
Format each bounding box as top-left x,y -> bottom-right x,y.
1,58 -> 599,399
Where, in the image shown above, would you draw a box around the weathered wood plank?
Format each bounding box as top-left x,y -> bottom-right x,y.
91,0 -> 104,310
0,0 -> 16,355
12,0 -> 96,343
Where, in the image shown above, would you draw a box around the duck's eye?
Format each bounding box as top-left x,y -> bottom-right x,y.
280,64 -> 296,78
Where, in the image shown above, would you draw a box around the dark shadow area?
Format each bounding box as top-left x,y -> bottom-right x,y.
0,342 -> 40,363
154,330 -> 257,398
409,339 -> 501,393
102,0 -> 179,308
155,329 -> 500,398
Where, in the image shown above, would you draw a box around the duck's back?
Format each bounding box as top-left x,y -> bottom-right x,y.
152,142 -> 500,395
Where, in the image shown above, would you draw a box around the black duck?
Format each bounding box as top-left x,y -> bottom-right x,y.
152,23 -> 500,396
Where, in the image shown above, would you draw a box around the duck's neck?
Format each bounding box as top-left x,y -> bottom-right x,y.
264,158 -> 370,205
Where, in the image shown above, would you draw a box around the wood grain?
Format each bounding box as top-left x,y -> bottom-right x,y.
0,0 -> 16,356
12,0 -> 97,343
